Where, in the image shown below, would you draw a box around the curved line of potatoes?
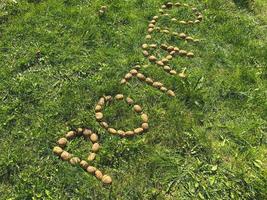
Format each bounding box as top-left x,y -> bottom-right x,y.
53,2 -> 202,185
121,2 -> 203,96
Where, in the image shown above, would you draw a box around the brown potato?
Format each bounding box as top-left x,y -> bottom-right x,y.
61,151 -> 72,161
145,77 -> 153,84
142,123 -> 149,130
90,133 -> 98,143
100,122 -> 109,129
137,73 -> 146,80
98,97 -> 105,106
53,146 -> 63,155
83,128 -> 92,137
141,114 -> 148,123
87,153 -> 96,161
148,56 -> 157,62
57,138 -> 68,147
95,105 -> 102,112
134,105 -> 142,113
170,70 -> 177,75
95,112 -> 103,121
80,160 -> 89,169
70,157 -> 80,165
126,97 -> 134,105
92,143 -> 100,152
167,90 -> 175,97
102,175 -> 112,184
125,73 -> 133,80
115,94 -> 124,100
108,128 -> 117,135
66,131 -> 76,139
134,128 -> 144,134
87,166 -> 96,174
95,170 -> 103,180
152,82 -> 163,88
130,69 -> 138,75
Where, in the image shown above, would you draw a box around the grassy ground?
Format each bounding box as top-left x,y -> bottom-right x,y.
0,0 -> 266,199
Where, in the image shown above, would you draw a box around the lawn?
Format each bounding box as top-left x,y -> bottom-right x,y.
0,0 -> 266,199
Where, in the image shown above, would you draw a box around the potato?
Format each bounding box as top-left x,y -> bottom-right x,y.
117,130 -> 125,136
125,131 -> 134,136
148,28 -> 154,33
185,36 -> 194,42
87,166 -> 96,174
134,105 -> 142,113
142,123 -> 149,130
53,146 -> 63,155
145,35 -> 152,39
57,138 -> 68,147
167,46 -> 174,52
61,151 -> 72,161
108,128 -> 117,135
92,143 -> 100,152
120,79 -> 127,84
77,128 -> 83,135
87,153 -> 96,161
98,97 -> 105,106
95,112 -> 103,121
156,61 -> 164,66
130,69 -> 138,75
66,131 -> 76,139
126,97 -> 134,105
160,87 -> 168,92
167,90 -> 175,97
148,56 -> 157,62
83,128 -> 92,137
166,55 -> 173,60
134,128 -> 144,134
90,133 -> 98,143
95,170 -> 103,180
170,70 -> 177,75
101,6 -> 107,11
152,82 -> 163,88
137,73 -> 146,80
187,52 -> 194,58
142,43 -> 148,49
179,50 -> 187,56
179,33 -> 187,39
164,65 -> 171,71
162,58 -> 169,64
102,175 -> 112,184
70,157 -> 80,165
145,77 -> 153,84
115,94 -> 124,100
150,44 -> 157,48
80,160 -> 89,169
125,73 -> 133,80
160,44 -> 168,50
104,95 -> 112,101
95,105 -> 102,112
141,114 -> 148,123
100,122 -> 109,129
143,51 -> 149,57
148,23 -> 155,28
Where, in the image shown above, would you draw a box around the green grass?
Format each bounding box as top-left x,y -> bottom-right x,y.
0,0 -> 266,199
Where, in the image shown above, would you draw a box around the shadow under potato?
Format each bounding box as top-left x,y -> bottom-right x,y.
233,0 -> 255,10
